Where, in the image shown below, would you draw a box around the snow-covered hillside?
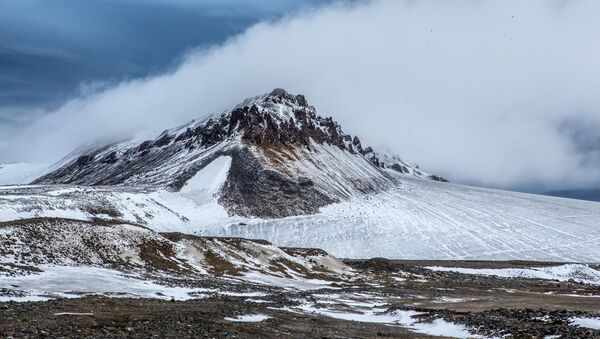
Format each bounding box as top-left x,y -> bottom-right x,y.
2,168 -> 600,261
180,167 -> 600,262
203,177 -> 600,262
0,217 -> 350,301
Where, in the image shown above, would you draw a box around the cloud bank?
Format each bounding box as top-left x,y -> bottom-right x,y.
0,0 -> 330,110
3,0 -> 600,191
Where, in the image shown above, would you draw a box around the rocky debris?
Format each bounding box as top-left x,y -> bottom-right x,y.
428,174 -> 449,182
217,147 -> 337,218
161,232 -> 349,279
0,218 -> 184,275
420,308 -> 600,338
2,256 -> 599,338
0,297 -> 421,339
345,257 -> 407,273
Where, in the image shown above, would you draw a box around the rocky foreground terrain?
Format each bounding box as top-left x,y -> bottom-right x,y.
1,261 -> 599,338
1,218 -> 599,338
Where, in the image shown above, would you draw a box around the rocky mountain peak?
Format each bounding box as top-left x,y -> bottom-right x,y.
267,87 -> 308,106
164,88 -> 367,157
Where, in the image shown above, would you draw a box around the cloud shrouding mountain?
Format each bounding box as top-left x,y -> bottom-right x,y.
2,0 -> 600,191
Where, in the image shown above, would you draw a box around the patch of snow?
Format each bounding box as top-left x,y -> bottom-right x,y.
289,303 -> 476,338
0,265 -> 211,301
570,317 -> 600,330
0,295 -> 51,302
224,314 -> 271,322
311,292 -> 388,309
241,271 -> 337,291
425,264 -> 600,285
293,303 -> 402,323
404,314 -> 475,338
534,315 -> 550,322
219,291 -> 268,297
54,312 -> 94,316
245,299 -> 271,303
432,297 -> 468,303
180,156 -> 231,203
560,294 -> 600,298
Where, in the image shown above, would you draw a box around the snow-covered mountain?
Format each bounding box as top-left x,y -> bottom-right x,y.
33,88 -> 435,218
1,89 -> 599,262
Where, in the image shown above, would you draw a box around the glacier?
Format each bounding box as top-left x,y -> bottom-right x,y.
205,177 -> 600,261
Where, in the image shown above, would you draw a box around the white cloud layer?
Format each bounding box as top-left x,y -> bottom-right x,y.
3,0 -> 600,190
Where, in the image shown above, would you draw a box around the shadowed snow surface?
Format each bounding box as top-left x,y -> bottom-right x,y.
209,177 -> 600,261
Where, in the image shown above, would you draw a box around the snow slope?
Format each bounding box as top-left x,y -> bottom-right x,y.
180,156 -> 231,199
208,177 -> 600,262
0,156 -> 237,231
2,175 -> 600,262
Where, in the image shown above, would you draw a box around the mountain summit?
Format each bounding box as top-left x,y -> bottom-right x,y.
33,89 -> 440,217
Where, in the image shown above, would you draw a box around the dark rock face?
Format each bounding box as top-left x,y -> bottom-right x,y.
429,174 -> 449,182
230,98 -> 342,150
390,163 -> 410,174
167,146 -> 336,218
218,148 -> 337,218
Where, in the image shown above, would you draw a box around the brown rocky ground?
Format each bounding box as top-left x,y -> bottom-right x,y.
1,219 -> 599,338
345,259 -> 600,338
1,259 -> 599,338
0,296 -> 427,339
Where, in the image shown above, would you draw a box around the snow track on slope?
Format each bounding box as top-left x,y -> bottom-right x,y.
211,177 -> 600,262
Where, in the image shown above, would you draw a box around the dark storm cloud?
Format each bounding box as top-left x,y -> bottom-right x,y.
0,0 -> 328,110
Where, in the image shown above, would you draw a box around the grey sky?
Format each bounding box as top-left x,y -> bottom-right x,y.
0,0 -> 329,113
1,0 -> 599,198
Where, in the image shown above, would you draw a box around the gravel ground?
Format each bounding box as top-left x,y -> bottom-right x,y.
0,296 -> 424,339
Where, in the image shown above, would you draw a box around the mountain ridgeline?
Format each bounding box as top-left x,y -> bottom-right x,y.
33,89 -> 444,217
